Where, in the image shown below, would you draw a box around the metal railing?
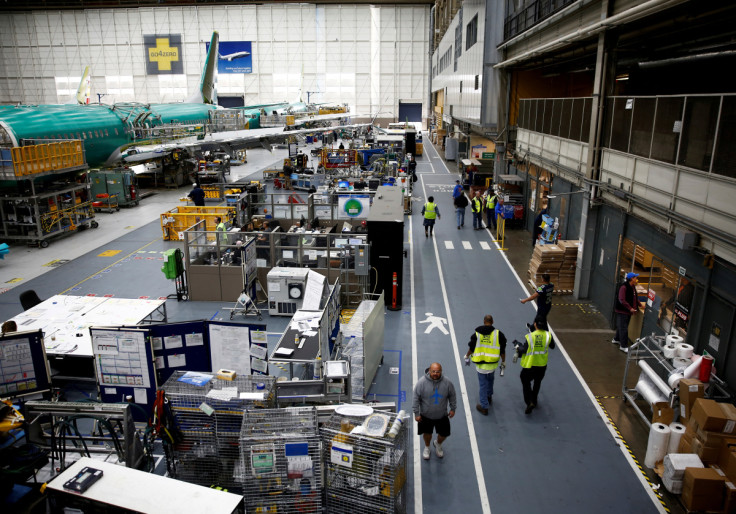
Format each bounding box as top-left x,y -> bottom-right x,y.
503,0 -> 578,41
517,94 -> 736,179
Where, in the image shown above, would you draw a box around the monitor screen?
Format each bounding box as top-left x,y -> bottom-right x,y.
0,330 -> 51,399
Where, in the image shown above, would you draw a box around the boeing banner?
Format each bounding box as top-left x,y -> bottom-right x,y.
144,34 -> 184,75
206,41 -> 253,74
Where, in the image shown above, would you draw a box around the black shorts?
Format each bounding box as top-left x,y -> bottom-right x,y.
417,415 -> 451,437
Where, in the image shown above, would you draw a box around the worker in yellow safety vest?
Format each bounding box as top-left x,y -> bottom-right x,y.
421,195 -> 440,238
515,318 -> 556,414
464,314 -> 507,415
471,190 -> 483,230
484,189 -> 497,230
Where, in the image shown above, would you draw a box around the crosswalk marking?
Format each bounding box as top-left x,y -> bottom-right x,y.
480,241 -> 491,250
444,241 -> 454,250
462,241 -> 472,250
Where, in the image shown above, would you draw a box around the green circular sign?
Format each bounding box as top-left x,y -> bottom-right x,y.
343,198 -> 363,217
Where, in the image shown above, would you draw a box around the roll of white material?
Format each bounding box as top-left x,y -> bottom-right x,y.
636,375 -> 667,405
672,357 -> 691,369
667,371 -> 685,389
666,335 -> 684,347
684,355 -> 703,379
676,343 -> 694,359
668,422 -> 687,454
638,360 -> 673,396
663,345 -> 677,359
645,423 -> 672,468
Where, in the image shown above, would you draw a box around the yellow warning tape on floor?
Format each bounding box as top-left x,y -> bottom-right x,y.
595,396 -> 670,513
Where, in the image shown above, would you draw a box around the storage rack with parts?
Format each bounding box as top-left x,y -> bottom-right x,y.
0,139 -> 95,247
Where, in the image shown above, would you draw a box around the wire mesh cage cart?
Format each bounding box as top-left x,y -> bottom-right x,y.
161,371 -> 276,493
239,407 -> 322,513
320,409 -> 407,513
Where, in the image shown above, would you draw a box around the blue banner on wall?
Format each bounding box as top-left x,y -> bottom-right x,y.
206,41 -> 253,74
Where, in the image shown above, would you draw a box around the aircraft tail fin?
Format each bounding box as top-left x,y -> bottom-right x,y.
76,66 -> 90,104
185,31 -> 218,104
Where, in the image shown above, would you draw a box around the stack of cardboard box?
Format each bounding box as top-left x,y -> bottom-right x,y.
675,395 -> 736,512
528,244 -> 563,287
556,240 -> 579,290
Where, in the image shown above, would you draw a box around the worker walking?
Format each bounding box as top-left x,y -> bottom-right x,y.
471,190 -> 483,230
520,273 -> 555,327
413,362 -> 457,460
515,319 -> 556,414
422,196 -> 440,238
464,314 -> 506,415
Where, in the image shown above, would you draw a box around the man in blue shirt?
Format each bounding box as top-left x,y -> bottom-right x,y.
452,180 -> 463,199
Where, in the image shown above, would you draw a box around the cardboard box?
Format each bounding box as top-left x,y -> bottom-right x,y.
696,426 -> 728,448
693,398 -> 729,432
652,402 -> 675,425
682,467 -> 726,512
692,437 -> 721,464
721,403 -> 736,434
679,378 -> 705,421
719,439 -> 736,469
679,434 -> 694,454
724,480 -> 736,514
721,450 -> 736,483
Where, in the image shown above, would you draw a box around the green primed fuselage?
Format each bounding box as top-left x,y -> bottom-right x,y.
0,102 -> 215,167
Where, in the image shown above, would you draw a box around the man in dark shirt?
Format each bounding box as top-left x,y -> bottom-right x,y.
188,183 -> 205,206
520,273 -> 554,328
453,191 -> 469,229
613,272 -> 641,353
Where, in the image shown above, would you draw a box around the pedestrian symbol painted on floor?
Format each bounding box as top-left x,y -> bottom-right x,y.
419,312 -> 449,335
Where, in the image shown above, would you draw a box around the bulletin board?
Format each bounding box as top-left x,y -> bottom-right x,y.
147,321 -> 211,384
0,329 -> 51,399
91,328 -> 157,414
208,320 -> 268,376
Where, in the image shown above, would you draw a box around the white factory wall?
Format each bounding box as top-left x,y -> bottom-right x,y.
0,4 -> 429,118
431,0 -> 485,126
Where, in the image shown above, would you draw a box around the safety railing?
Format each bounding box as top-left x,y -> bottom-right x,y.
1,140 -> 85,178
517,94 -> 736,179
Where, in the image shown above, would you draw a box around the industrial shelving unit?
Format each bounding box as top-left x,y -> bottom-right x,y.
162,371 -> 277,493
321,409 -> 407,513
239,407 -> 322,513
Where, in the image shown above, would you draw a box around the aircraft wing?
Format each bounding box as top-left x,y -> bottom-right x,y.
120,123 -> 372,164
290,112 -> 363,127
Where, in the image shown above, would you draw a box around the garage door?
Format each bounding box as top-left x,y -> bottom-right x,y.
398,102 -> 422,122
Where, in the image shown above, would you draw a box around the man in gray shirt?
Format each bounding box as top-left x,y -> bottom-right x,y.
413,362 -> 457,460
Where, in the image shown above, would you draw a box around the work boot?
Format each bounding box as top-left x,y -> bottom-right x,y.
476,404 -> 489,415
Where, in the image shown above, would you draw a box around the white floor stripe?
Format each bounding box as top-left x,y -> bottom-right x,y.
410,204 -> 422,514
462,241 -> 472,250
420,177 -> 492,514
444,241 -> 454,250
479,241 -> 491,250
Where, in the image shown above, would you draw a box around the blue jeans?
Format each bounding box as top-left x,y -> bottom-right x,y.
455,207 -> 465,227
472,211 -> 482,229
477,371 -> 495,408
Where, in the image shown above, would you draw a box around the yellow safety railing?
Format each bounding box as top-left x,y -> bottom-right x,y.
494,216 -> 507,251
160,205 -> 236,241
10,140 -> 85,177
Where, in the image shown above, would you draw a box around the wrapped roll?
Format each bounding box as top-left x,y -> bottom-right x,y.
645,423 -> 671,468
684,356 -> 703,379
672,357 -> 691,369
666,334 -> 684,347
667,371 -> 685,389
638,360 -> 673,396
668,422 -> 687,454
636,375 -> 667,405
663,345 -> 677,359
676,343 -> 694,359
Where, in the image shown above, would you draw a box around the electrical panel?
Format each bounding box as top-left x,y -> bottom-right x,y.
354,244 -> 370,276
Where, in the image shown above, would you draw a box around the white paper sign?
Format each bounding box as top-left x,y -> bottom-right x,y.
331,442 -> 353,467
250,344 -> 268,360
134,388 -> 148,405
186,333 -> 204,347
